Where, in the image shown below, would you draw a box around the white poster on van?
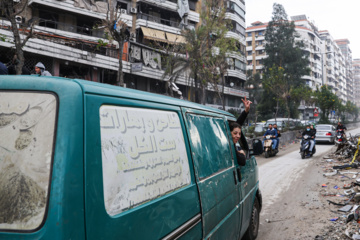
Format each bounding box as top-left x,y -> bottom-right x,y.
100,106 -> 191,216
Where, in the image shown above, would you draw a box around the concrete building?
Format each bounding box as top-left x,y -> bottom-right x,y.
353,59 -> 360,107
335,39 -> 354,103
319,31 -> 348,102
246,15 -> 353,102
0,0 -> 248,112
246,15 -> 323,90
245,14 -> 356,119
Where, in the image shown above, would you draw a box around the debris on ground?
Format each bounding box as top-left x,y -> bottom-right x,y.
316,134 -> 360,239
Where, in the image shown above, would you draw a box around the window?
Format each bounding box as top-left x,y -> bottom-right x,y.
247,51 -> 252,56
0,92 -> 57,230
186,114 -> 233,179
100,106 -> 191,216
258,31 -> 263,36
247,32 -> 252,37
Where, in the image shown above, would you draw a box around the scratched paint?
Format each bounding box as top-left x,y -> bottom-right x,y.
100,106 -> 191,216
0,92 -> 56,230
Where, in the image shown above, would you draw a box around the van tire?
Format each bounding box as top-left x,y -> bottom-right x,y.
242,197 -> 260,240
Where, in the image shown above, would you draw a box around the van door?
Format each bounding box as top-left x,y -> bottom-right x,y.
236,136 -> 258,237
182,108 -> 241,240
84,95 -> 202,239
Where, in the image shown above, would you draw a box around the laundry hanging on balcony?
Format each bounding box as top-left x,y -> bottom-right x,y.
177,0 -> 190,18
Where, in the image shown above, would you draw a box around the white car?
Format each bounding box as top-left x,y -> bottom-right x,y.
315,124 -> 336,144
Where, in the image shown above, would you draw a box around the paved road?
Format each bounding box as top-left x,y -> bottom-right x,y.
256,127 -> 360,239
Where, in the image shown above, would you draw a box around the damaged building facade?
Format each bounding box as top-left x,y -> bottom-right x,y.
0,0 -> 248,112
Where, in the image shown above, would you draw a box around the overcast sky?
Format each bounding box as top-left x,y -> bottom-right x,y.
245,0 -> 360,59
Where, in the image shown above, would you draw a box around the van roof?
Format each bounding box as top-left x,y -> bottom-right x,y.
266,118 -> 293,122
1,75 -> 234,118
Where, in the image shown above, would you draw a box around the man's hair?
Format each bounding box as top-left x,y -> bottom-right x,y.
229,122 -> 241,132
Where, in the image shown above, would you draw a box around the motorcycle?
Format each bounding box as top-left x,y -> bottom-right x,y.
263,135 -> 277,158
300,134 -> 316,159
335,129 -> 346,145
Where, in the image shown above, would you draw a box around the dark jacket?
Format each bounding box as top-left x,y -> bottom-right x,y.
235,110 -> 248,166
235,144 -> 246,166
236,110 -> 248,126
263,128 -> 277,138
0,62 -> 8,75
310,128 -> 316,137
274,127 -> 281,138
336,124 -> 347,131
302,129 -> 314,138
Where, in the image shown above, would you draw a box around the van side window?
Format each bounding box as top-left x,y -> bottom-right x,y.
186,114 -> 233,179
99,106 -> 191,216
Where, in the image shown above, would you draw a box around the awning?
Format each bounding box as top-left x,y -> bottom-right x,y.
166,32 -> 186,44
141,27 -> 167,43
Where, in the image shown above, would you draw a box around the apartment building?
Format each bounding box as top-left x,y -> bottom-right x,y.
0,0 -> 248,112
246,15 -> 353,104
335,39 -> 354,103
353,59 -> 360,107
246,15 -> 323,90
319,32 -> 349,102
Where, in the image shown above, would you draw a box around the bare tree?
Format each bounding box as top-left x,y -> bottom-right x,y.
1,0 -> 36,74
101,0 -> 130,87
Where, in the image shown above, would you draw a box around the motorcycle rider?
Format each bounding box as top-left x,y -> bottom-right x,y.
263,124 -> 278,151
302,125 -> 315,157
310,124 -> 316,143
336,121 -> 347,138
273,123 -> 281,152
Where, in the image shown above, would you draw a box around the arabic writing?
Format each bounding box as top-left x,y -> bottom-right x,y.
100,106 -> 191,216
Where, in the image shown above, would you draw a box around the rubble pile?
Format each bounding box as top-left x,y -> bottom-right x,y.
316,136 -> 360,240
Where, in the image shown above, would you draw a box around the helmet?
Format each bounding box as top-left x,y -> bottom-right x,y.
35,62 -> 45,69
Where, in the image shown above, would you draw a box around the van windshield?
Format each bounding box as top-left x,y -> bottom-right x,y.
0,92 -> 57,231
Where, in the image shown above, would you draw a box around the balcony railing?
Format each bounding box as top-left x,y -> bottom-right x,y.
34,17 -> 105,38
137,13 -> 180,28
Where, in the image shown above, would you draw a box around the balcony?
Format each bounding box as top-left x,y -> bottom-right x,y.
29,0 -> 108,19
34,17 -> 105,38
137,12 -> 180,28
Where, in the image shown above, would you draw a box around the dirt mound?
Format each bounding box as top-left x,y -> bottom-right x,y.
0,163 -> 46,224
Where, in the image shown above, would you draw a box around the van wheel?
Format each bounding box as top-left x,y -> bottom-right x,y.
264,151 -> 269,158
242,197 -> 260,240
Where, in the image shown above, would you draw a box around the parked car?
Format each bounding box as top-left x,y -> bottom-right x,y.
315,124 -> 336,144
0,75 -> 262,240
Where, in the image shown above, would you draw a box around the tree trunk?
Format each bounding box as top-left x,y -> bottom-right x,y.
8,3 -> 24,75
221,73 -> 225,110
274,100 -> 279,121
201,86 -> 206,105
194,74 -> 200,103
117,39 -> 124,87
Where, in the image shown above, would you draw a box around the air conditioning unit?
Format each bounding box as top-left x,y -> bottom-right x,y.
15,15 -> 23,23
130,7 -> 137,14
120,9 -> 127,14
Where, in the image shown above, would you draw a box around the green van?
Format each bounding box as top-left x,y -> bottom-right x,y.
0,76 -> 261,240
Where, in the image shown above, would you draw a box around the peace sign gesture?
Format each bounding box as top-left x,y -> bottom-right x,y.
242,96 -> 252,113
